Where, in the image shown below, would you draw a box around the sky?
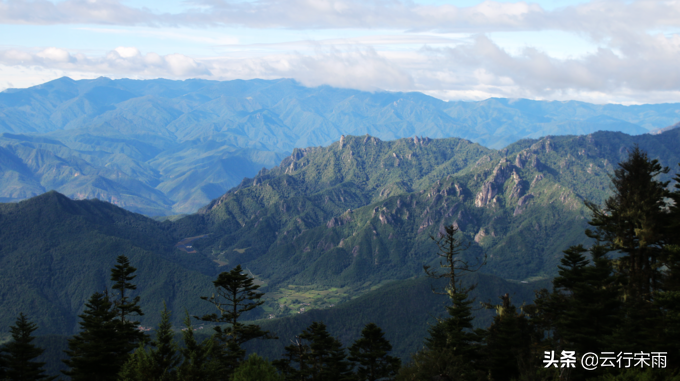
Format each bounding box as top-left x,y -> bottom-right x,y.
2,0 -> 680,104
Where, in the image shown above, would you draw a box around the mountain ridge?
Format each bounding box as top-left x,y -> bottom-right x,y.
2,77 -> 679,215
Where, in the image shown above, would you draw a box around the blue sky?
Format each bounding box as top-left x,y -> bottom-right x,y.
2,0 -> 680,104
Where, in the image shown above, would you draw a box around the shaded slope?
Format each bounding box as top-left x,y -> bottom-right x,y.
0,191 -> 218,335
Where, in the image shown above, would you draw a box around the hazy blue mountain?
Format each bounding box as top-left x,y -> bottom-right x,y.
1,77 -> 679,215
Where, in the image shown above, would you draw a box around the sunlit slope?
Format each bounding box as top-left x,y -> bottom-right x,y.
192,129 -> 680,298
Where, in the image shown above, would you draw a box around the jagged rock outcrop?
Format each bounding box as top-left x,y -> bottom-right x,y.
513,194 -> 535,216
475,158 -> 513,207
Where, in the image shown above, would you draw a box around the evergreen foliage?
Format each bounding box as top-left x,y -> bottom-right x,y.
0,313 -> 55,381
423,225 -> 484,363
196,264 -> 274,375
348,323 -> 401,381
62,292 -> 125,381
111,255 -> 145,324
118,302 -> 180,381
585,146 -> 670,301
232,353 -> 284,381
397,225 -> 485,381
175,312 -> 221,381
110,255 -> 148,358
274,322 -> 353,381
483,294 -> 532,381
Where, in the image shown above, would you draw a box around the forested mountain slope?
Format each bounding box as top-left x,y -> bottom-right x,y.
1,128 -> 678,342
0,191 -> 218,335
189,129 -> 680,302
2,77 -> 678,214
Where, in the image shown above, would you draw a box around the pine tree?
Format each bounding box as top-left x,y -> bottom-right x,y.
176,311 -> 221,381
118,302 -> 180,381
585,146 -> 670,303
652,164 -> 680,369
483,294 -> 532,381
348,323 -> 400,381
150,303 -> 181,377
232,354 -> 284,381
584,147 -> 672,354
556,245 -> 620,356
110,255 -> 147,351
62,292 -> 124,381
273,334 -> 310,381
397,225 -> 485,381
1,313 -> 55,381
526,244 -> 622,380
196,264 -> 274,375
422,224 -> 485,366
274,322 -> 352,381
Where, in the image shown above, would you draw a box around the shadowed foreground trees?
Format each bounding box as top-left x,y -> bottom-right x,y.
397,224 -> 486,381
274,321 -> 353,381
196,264 -> 275,378
349,322 -> 401,381
0,314 -> 55,381
62,255 -> 147,381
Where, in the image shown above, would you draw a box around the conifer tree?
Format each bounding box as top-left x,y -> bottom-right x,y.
150,303 -> 181,377
176,311 -> 221,381
65,256 -> 147,380
275,322 -> 352,381
348,323 -> 400,381
118,302 -> 180,381
652,164 -> 680,369
196,264 -> 273,375
422,224 -> 485,365
110,255 -> 147,350
483,294 -> 532,381
1,313 -> 55,381
584,147 -> 672,353
62,291 -> 124,381
397,224 -> 485,381
273,334 -> 309,381
585,146 -> 670,303
232,354 -> 284,381
556,245 -> 620,356
526,244 -> 622,380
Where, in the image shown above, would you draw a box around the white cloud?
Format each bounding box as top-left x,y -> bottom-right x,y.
2,0 -> 679,36
0,47 -> 210,78
4,35 -> 680,104
3,0 -> 680,104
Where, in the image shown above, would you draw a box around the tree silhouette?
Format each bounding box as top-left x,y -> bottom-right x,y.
1,313 -> 55,381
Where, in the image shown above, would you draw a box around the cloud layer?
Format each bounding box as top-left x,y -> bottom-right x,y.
3,0 -> 680,35
2,0 -> 680,104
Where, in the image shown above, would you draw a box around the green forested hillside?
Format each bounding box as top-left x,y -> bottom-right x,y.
250,273 -> 550,361
1,128 -> 679,376
191,129 -> 680,308
0,191 -> 218,335
27,274 -> 549,378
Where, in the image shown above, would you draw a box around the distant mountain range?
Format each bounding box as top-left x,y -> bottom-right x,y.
1,77 -> 679,215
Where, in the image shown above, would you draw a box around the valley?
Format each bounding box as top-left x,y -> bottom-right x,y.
2,79 -> 680,378
1,127 -> 678,342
